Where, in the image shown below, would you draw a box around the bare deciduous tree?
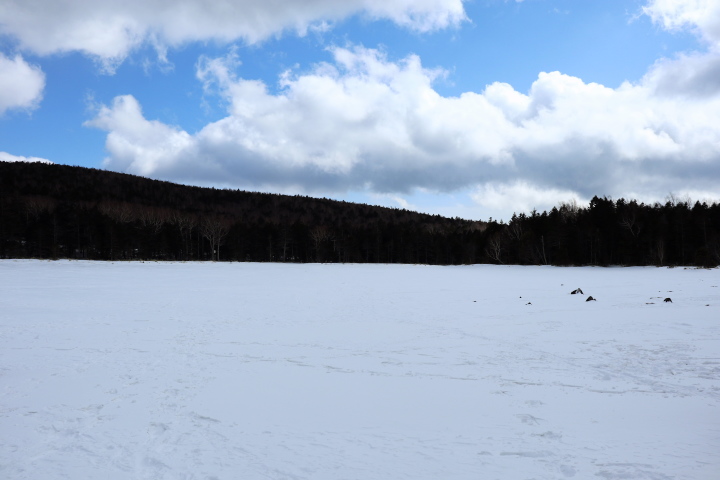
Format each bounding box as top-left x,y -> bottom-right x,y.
170,211 -> 197,260
665,192 -> 692,207
538,235 -> 548,265
558,198 -> 580,222
508,218 -> 523,241
486,234 -> 504,264
201,216 -> 230,261
619,212 -> 641,238
655,239 -> 665,266
99,201 -> 135,224
139,206 -> 168,234
23,196 -> 57,222
310,226 -> 334,262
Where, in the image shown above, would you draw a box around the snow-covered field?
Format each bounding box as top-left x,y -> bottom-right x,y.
1,260 -> 718,480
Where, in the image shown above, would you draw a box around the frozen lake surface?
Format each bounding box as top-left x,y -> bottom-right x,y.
1,260 -> 719,479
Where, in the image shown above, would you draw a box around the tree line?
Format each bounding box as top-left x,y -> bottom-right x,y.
1,162 -> 718,266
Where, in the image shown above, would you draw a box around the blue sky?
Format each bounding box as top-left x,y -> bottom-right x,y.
1,0 -> 719,220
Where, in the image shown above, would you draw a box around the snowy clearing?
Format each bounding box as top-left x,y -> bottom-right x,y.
1,260 -> 719,480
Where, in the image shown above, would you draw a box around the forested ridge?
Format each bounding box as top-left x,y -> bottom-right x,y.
1,161 -> 718,266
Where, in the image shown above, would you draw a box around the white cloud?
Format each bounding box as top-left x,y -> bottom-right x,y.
0,152 -> 52,163
86,46 -> 720,211
0,0 -> 466,70
0,53 -> 45,115
84,95 -> 193,177
363,0 -> 467,32
643,0 -> 720,47
643,50 -> 720,97
471,182 -> 584,218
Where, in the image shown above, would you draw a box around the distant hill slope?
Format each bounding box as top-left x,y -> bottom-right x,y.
0,162 -> 488,263
0,161 -> 457,223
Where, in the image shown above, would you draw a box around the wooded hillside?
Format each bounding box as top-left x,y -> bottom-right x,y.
1,162 -> 718,266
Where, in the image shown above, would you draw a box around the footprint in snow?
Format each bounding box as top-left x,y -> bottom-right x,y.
532,431 -> 562,440
500,451 -> 554,458
515,413 -> 543,425
559,465 -> 577,477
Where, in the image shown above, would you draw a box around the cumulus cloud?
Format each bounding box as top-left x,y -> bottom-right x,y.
644,51 -> 720,97
0,0 -> 466,70
86,46 -> 720,207
84,95 -> 193,176
0,53 -> 45,115
643,0 -> 720,47
0,152 -> 52,163
639,1 -> 720,100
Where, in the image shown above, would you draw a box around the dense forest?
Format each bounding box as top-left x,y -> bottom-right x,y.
1,161 -> 718,266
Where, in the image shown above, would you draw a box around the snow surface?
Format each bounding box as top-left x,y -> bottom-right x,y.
1,260 -> 719,480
